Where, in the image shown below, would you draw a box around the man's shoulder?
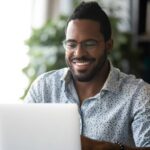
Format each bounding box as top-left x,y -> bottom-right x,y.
24,68 -> 69,103
111,67 -> 150,105
116,67 -> 150,91
31,67 -> 69,87
38,67 -> 68,81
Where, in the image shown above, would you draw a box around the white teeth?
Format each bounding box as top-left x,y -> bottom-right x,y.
75,62 -> 90,65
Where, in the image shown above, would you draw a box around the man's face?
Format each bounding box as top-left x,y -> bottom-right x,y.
65,19 -> 111,82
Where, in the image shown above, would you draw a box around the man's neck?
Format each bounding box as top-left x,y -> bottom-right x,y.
74,61 -> 110,104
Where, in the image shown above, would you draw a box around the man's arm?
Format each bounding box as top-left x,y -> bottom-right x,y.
81,136 -> 150,150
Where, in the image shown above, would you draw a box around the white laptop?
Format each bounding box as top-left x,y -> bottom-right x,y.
0,103 -> 81,150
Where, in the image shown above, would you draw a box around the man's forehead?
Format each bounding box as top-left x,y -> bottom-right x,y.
67,19 -> 100,30
66,19 -> 103,39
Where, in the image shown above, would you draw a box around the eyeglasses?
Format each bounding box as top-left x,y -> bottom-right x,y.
63,39 -> 100,51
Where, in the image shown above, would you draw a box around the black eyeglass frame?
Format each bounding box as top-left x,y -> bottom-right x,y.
62,39 -> 102,51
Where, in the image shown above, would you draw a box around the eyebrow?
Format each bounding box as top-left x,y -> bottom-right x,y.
66,39 -> 99,43
65,39 -> 77,42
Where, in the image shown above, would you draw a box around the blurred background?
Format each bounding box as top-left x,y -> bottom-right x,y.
0,0 -> 149,103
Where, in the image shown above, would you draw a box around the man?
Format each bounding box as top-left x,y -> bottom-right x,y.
25,1 -> 150,150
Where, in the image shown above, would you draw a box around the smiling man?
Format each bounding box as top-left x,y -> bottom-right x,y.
64,18 -> 111,101
25,1 -> 150,150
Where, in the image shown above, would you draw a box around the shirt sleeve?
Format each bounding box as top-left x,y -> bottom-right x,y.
131,83 -> 150,147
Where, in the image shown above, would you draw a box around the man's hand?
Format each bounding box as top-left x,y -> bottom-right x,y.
81,136 -> 150,150
81,136 -> 120,150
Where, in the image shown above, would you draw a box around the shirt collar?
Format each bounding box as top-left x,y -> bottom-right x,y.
102,62 -> 121,93
60,68 -> 71,83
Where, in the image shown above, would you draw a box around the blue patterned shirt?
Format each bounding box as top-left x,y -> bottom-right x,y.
25,65 -> 150,147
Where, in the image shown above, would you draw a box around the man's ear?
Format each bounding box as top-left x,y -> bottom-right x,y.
105,39 -> 113,54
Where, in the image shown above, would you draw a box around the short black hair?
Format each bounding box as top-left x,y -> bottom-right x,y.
67,1 -> 112,41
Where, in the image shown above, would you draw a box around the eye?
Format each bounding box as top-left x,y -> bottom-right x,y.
84,40 -> 98,47
66,41 -> 77,49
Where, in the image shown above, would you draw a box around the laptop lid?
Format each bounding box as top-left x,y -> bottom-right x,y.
0,103 -> 81,150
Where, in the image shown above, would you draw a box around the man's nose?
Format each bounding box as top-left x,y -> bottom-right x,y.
74,44 -> 87,56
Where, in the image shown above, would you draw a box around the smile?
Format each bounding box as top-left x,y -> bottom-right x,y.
71,59 -> 94,71
72,57 -> 95,63
73,61 -> 91,65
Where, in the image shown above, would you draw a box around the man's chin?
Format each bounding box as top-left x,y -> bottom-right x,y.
72,72 -> 93,82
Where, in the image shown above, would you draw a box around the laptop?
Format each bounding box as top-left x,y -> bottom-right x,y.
0,103 -> 81,150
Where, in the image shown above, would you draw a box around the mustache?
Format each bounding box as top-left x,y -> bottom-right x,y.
71,56 -> 95,62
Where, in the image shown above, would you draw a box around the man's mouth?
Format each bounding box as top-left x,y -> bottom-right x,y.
71,57 -> 95,70
72,59 -> 91,64
72,57 -> 95,63
73,61 -> 91,65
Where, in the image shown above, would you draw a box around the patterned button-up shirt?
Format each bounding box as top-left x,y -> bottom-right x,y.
25,64 -> 150,147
